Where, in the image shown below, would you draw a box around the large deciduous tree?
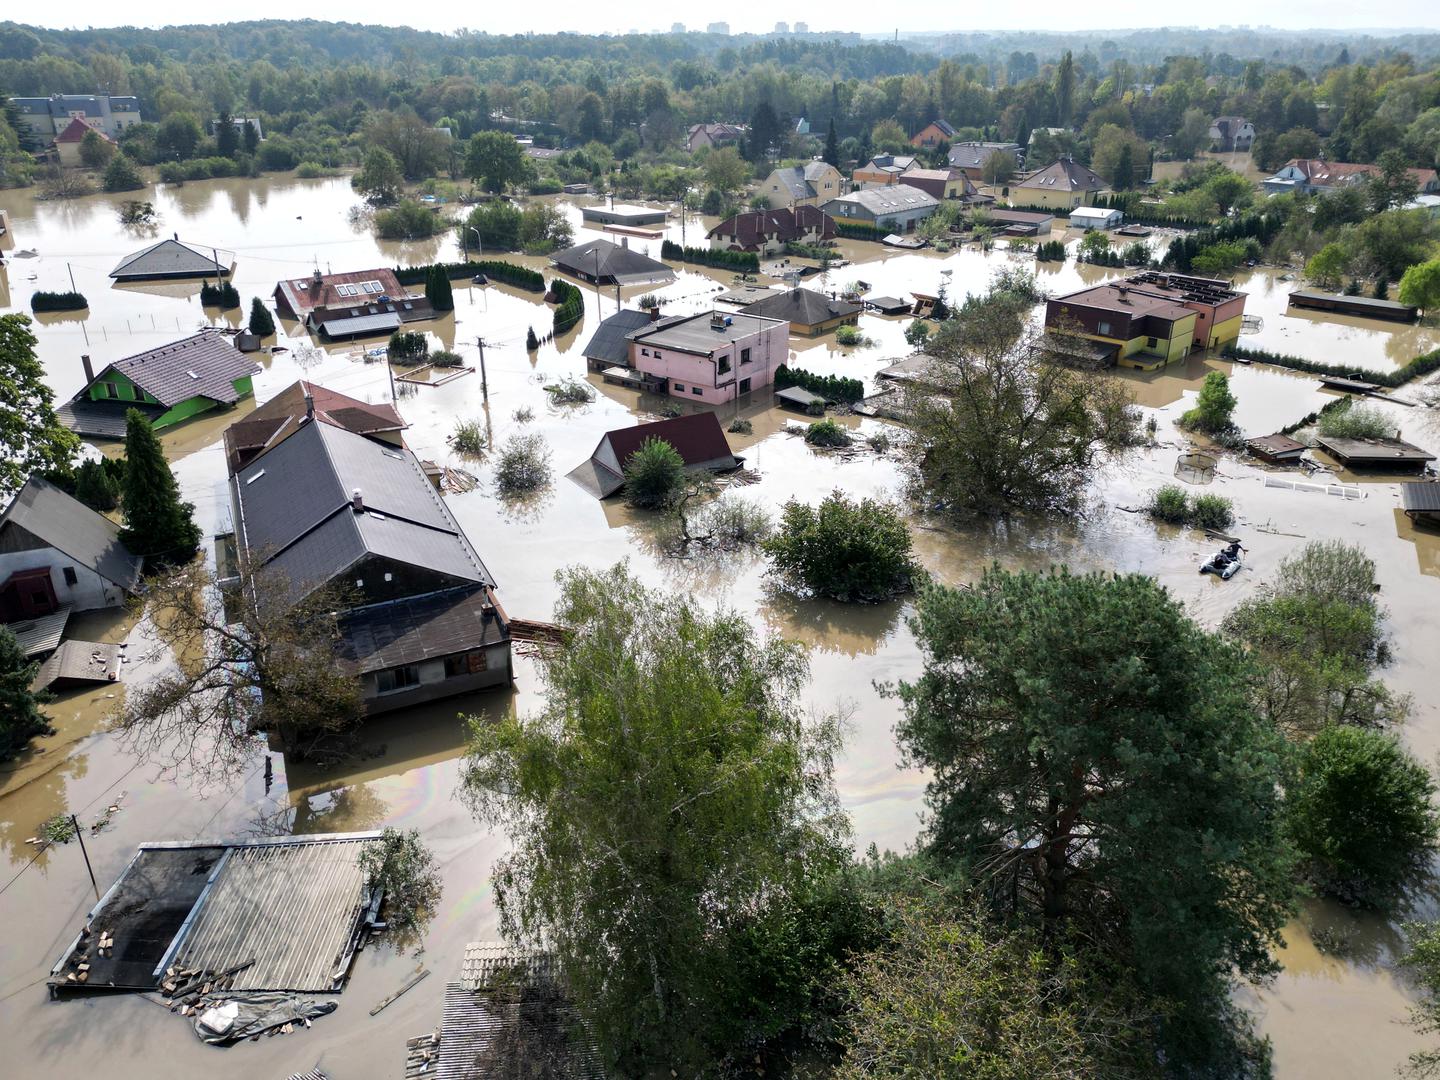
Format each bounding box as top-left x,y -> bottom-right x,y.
353,146 -> 404,204
461,563 -> 850,1075
894,566 -> 1297,1067
900,275 -> 1137,516
464,130 -> 532,193
113,558 -> 362,779
0,314 -> 79,497
362,108 -> 450,179
119,408 -> 200,566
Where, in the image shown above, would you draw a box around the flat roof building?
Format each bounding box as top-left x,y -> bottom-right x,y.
628,310 -> 788,404
1046,272 -> 1248,366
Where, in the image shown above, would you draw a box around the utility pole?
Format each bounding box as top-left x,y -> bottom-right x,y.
71,815 -> 99,901
387,354 -> 397,402
67,263 -> 77,293
614,281 -> 621,315
477,336 -> 489,400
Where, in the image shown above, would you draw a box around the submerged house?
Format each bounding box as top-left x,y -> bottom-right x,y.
739,287 -> 862,335
1045,273 -> 1248,365
272,268 -> 434,341
550,239 -> 674,286
580,309 -> 655,375
628,310 -> 789,403
0,476 -> 143,624
110,237 -> 233,281
1012,158 -> 1109,210
228,419 -> 512,714
58,331 -> 260,439
707,205 -> 836,255
567,412 -> 740,498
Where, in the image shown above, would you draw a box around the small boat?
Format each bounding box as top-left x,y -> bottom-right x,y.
1199,541 -> 1243,580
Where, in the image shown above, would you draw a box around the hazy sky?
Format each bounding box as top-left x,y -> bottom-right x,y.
22,5 -> 1440,37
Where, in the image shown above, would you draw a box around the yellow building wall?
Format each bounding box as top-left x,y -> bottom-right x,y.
1208,314 -> 1243,350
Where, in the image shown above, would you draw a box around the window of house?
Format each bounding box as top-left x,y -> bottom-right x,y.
740,347 -> 751,365
62,567 -> 77,586
1097,321 -> 1112,336
445,651 -> 488,678
674,383 -> 685,392
377,664 -> 421,694
1147,337 -> 1158,349
717,354 -> 731,374
102,382 -> 119,399
739,377 -> 751,393
640,348 -> 649,356
692,386 -> 703,396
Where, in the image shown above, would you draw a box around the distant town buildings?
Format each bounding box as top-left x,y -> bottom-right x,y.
686,122 -> 745,153
1208,116 -> 1255,152
820,186 -> 939,233
1012,158 -> 1109,209
761,160 -> 845,208
9,93 -> 140,141
706,21 -> 730,33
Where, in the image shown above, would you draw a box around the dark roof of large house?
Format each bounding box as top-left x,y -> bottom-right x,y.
551,239 -> 673,284
579,309 -> 654,366
110,238 -> 231,280
947,141 -> 1021,169
86,331 -> 259,408
707,205 -> 835,249
1016,158 -> 1108,193
231,420 -> 493,601
0,476 -> 143,591
223,380 -> 407,475
337,587 -> 508,674
740,287 -> 861,327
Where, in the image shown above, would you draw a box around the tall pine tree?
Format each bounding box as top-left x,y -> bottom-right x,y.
248,296 -> 276,337
120,409 -> 200,566
823,118 -> 840,167
0,625 -> 50,761
425,264 -> 455,312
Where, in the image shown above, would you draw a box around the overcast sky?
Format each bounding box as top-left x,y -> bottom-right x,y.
22,6 -> 1440,37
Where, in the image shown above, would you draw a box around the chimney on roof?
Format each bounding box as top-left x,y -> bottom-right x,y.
352,487 -> 364,513
650,305 -> 661,321
313,267 -> 324,290
304,391 -> 315,420
81,353 -> 94,383
173,231 -> 178,240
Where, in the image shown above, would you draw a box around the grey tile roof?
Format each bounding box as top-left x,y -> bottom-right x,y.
552,239 -> 673,284
315,310 -> 402,339
337,587 -> 506,673
579,309 -> 652,366
0,476 -> 143,590
110,238 -> 231,280
57,398 -> 166,439
826,187 -> 938,216
741,287 -> 861,326
99,331 -> 259,408
29,639 -> 121,692
1402,483 -> 1440,512
232,420 -> 493,601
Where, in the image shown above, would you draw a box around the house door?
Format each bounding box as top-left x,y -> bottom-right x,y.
739,378 -> 751,394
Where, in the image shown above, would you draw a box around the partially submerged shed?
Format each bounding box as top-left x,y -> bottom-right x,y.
1401,483 -> 1440,524
775,385 -> 826,411
1316,435 -> 1436,472
1247,434 -> 1307,464
51,832 -> 382,995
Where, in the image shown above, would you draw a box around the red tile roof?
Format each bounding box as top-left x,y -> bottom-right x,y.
602,412 -> 735,470
273,268 -> 408,316
706,205 -> 835,250
222,379 -> 407,474
55,117 -> 112,144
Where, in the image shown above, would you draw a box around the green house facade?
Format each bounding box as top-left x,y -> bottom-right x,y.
59,331 -> 260,439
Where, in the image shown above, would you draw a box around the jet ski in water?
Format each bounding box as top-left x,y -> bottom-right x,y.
1199,541 -> 1243,580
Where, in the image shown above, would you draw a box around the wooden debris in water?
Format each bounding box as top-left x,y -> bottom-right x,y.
440,467 -> 479,494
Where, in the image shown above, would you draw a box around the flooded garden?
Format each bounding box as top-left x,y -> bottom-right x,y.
3,172 -> 1440,1077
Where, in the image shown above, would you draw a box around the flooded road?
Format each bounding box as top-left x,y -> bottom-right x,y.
2,173 -> 1440,1078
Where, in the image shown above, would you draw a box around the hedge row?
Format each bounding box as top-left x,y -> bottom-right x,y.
551,277 -> 585,334
833,220 -> 884,242
1226,344 -> 1440,389
200,281 -> 241,309
660,240 -> 760,271
31,290 -> 88,312
394,260 -> 544,292
1089,192 -> 1212,229
775,364 -> 864,403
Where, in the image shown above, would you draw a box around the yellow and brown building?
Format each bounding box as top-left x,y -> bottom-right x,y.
1044,273 -> 1248,370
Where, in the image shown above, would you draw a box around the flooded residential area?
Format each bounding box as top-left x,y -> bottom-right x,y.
3,19 -> 1440,1080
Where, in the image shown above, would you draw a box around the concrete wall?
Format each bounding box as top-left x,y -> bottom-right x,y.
0,550 -> 125,613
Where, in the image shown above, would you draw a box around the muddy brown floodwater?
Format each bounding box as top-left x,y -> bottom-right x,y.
3,173 -> 1440,1078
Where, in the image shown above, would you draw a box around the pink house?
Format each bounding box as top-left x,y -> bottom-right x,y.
628,311 -> 789,404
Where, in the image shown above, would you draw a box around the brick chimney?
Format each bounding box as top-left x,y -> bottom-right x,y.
352,487 -> 364,513
81,354 -> 94,383
304,392 -> 315,420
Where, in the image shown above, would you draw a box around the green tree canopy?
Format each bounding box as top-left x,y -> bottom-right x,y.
1399,258 -> 1440,311
424,264 -> 454,311
247,296 -> 276,337
763,491 -> 922,602
352,146 -> 403,204
461,563 -> 849,1074
464,130 -> 532,193
1181,370 -> 1238,434
0,314 -> 79,497
1287,724 -> 1438,906
895,566 -> 1297,1066
102,153 -> 144,193
622,437 -> 686,509
119,408 -> 200,566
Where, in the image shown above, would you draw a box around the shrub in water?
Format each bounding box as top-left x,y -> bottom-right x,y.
452,419 -> 487,457
494,433 -> 552,494
388,330 -> 429,364
763,491 -> 922,602
623,437 -> 687,509
1317,400 -> 1393,441
1147,484 -> 1192,524
1189,493 -> 1235,531
804,419 -> 851,448
430,350 -> 464,368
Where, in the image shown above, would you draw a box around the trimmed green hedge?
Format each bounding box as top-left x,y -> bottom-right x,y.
395,260 -> 544,292
775,364 -> 864,403
1227,344 -> 1440,390
661,240 -> 760,271
31,290 -> 88,312
833,220 -> 884,242
550,278 -> 585,334
200,281 -> 241,309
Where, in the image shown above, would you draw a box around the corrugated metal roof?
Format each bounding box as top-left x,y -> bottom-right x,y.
436,970 -> 604,1080
1,475 -> 143,590
315,311 -> 402,339
166,834 -> 379,992
552,239 -> 673,284
57,399 -> 167,439
2,605 -> 71,657
1401,483 -> 1440,512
